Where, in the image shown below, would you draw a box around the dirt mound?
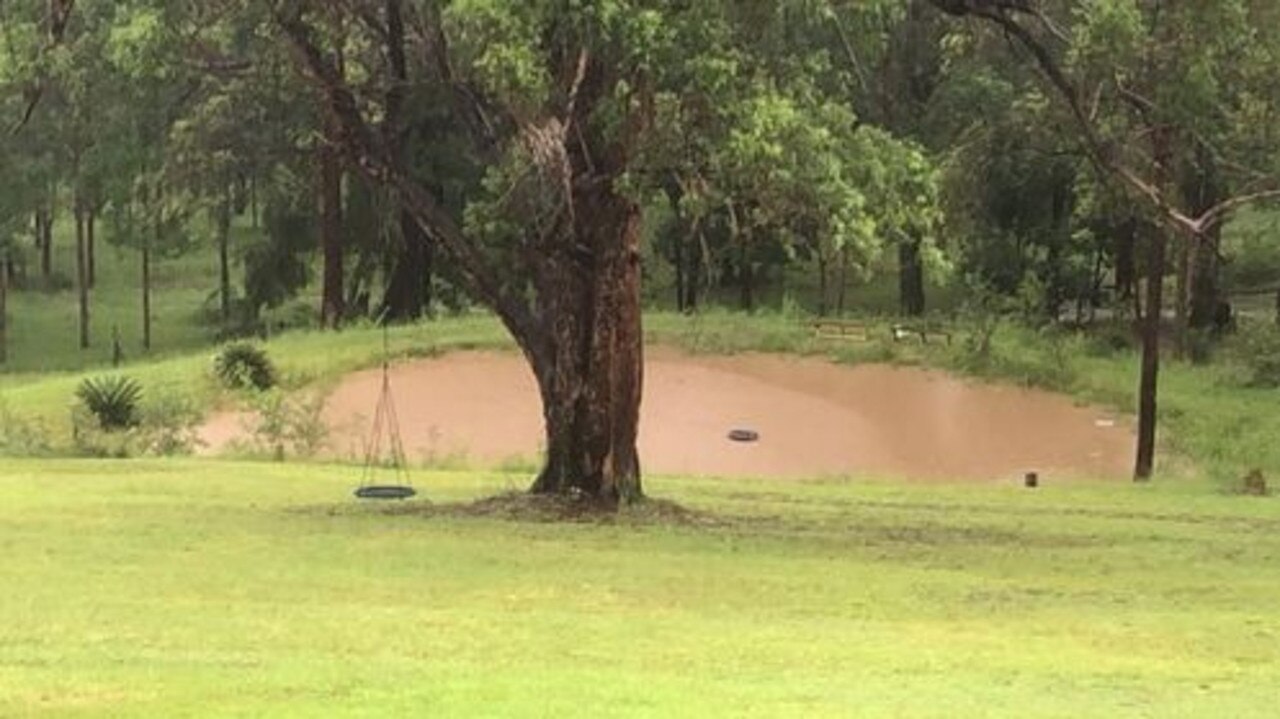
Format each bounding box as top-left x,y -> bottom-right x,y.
200,349 -> 1134,482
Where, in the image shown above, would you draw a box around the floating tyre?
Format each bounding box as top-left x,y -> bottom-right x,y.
354,485 -> 417,500
728,428 -> 760,443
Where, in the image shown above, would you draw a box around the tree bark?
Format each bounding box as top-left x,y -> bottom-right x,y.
899,239 -> 926,316
0,249 -> 7,365
217,191 -> 233,326
1135,128 -> 1176,482
527,184 -> 644,504
837,249 -> 850,315
817,254 -> 829,317
1134,224 -> 1165,480
318,121 -> 345,329
1187,231 -> 1221,330
1114,218 -> 1137,307
86,209 -> 96,289
75,203 -> 89,350
37,208 -> 52,278
685,229 -> 704,312
1185,153 -> 1225,331
142,236 -> 152,352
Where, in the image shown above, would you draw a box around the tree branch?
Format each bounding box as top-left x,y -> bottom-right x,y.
9,0 -> 75,135
274,3 -> 540,346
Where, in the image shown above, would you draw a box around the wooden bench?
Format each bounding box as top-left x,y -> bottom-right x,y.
810,319 -> 871,341
809,319 -> 954,345
890,323 -> 953,346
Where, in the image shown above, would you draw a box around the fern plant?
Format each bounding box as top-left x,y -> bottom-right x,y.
214,342 -> 277,391
75,376 -> 143,430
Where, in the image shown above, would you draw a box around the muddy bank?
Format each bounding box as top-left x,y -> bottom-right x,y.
199,349 -> 1134,481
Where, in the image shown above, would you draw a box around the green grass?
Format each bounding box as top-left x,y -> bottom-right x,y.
0,459 -> 1276,717
5,218 -> 230,373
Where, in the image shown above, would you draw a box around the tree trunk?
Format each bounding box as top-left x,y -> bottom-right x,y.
816,254 -> 829,317
1134,226 -> 1166,480
1114,218 -> 1137,305
685,230 -> 704,312
38,209 -> 52,278
837,249 -> 850,315
1135,130 -> 1175,481
1187,231 -> 1221,330
899,239 -> 926,316
1185,143 -> 1225,331
86,209 -> 96,289
75,204 -> 89,350
527,186 -> 644,505
1172,234 -> 1191,356
217,192 -> 233,326
0,249 -> 7,365
674,232 -> 687,313
318,120 -> 345,329
142,234 -> 152,352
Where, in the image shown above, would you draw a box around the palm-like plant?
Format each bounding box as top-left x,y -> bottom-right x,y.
75,376 -> 143,430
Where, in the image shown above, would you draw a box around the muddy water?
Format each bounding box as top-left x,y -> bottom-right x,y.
199,349 -> 1134,481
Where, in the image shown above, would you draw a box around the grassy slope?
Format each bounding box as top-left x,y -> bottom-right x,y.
5,220 -> 223,373
0,459 -> 1276,718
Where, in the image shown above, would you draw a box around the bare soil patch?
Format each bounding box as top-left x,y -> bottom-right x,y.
199,349 -> 1134,482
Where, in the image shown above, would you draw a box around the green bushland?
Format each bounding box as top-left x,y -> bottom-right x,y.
0,459 -> 1276,718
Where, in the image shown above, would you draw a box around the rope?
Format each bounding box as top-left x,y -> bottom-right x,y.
359,318 -> 411,489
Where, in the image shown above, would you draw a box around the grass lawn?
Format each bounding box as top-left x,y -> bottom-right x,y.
0,459 -> 1277,717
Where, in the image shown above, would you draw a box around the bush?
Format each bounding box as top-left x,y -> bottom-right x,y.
75,376 -> 143,430
71,407 -> 138,458
0,402 -> 56,456
139,392 -> 204,456
238,389 -> 328,461
1228,326 -> 1280,388
214,342 -> 277,391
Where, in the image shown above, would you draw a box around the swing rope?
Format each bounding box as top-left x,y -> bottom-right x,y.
355,320 -> 415,500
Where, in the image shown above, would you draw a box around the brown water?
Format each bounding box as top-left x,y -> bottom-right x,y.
199,349 -> 1134,481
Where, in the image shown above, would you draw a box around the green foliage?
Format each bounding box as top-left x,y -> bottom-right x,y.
238,389 -> 328,462
243,177 -> 313,320
138,391 -> 204,456
214,342 -> 277,391
74,375 -> 143,431
1226,324 -> 1280,388
0,402 -> 55,456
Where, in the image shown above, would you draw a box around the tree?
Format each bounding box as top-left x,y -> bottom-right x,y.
927,0 -> 1280,479
274,1 -> 696,503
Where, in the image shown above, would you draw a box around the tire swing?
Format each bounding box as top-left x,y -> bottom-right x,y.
355,323 -> 416,501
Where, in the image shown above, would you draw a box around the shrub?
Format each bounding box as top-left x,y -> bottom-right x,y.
139,392 -> 204,456
239,389 -> 328,461
71,407 -> 139,458
0,402 -> 56,456
214,342 -> 277,391
1228,326 -> 1280,388
75,376 -> 143,430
